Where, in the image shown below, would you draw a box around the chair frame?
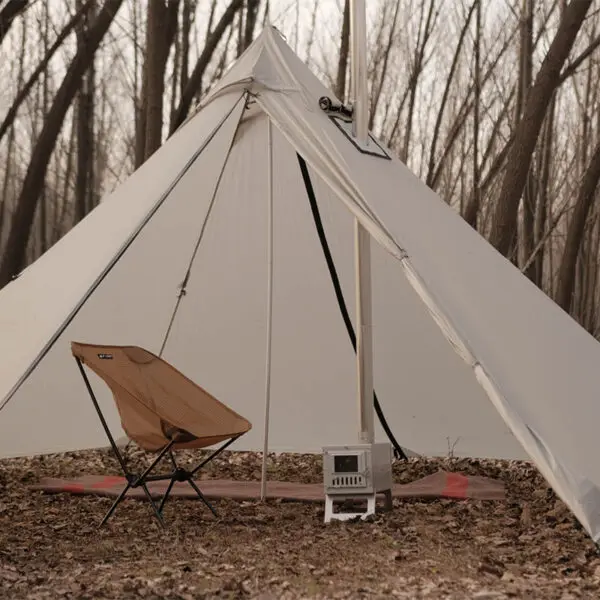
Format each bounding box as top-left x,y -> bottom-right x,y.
75,357 -> 240,528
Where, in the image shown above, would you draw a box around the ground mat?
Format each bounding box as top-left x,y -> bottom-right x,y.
31,471 -> 504,501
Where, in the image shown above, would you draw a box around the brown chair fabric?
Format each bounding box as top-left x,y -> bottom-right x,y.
71,342 -> 251,451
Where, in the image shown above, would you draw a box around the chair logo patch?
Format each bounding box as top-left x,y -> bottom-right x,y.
98,353 -> 113,360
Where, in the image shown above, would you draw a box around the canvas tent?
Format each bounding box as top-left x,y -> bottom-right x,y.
1,26 -> 600,542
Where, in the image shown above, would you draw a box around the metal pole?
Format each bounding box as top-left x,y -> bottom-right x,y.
350,0 -> 375,444
350,0 -> 369,144
76,358 -> 130,473
261,118 -> 275,499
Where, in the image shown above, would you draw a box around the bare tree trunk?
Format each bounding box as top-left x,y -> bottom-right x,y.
555,140 -> 600,312
559,33 -> 600,84
243,0 -> 260,52
518,0 -> 535,270
429,25 -> 518,190
204,1 -> 218,52
60,112 -> 77,235
92,75 -> 110,209
169,0 -> 243,136
529,94 -> 556,285
426,0 -> 477,187
167,0 -> 195,134
488,0 -> 592,257
335,0 -> 350,101
583,67 -> 600,329
0,9 -> 26,243
305,0 -> 319,67
27,33 -> 42,263
236,2 -> 244,57
131,0 -> 142,167
0,0 -> 92,145
180,0 -> 192,95
514,0 -> 534,123
134,1 -> 148,168
143,0 -> 179,162
0,0 -> 124,288
75,0 -> 96,223
402,0 -> 438,164
0,0 -> 27,46
38,0 -> 51,255
169,7 -> 181,134
583,211 -> 600,331
470,0 -> 481,229
368,0 -> 400,131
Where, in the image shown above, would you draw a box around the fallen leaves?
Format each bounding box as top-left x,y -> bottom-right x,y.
0,449 -> 599,598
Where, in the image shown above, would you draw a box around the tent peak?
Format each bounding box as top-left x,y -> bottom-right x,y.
184,25 -> 330,127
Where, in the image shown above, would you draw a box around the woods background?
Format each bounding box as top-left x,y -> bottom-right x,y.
1,0 -> 600,335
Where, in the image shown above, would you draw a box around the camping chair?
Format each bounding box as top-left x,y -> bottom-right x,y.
71,342 -> 252,527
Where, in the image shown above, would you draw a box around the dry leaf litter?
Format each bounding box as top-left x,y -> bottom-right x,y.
1,447 -> 599,599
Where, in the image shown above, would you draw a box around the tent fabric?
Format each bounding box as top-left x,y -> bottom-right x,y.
251,30 -> 600,539
1,26 -> 600,541
72,342 -> 251,451
0,92 -> 248,456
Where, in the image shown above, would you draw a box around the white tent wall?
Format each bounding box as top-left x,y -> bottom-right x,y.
268,125 -> 358,450
165,110 -> 522,457
0,92 -> 245,418
162,109 -> 359,452
0,94 -> 247,457
352,148 -> 600,538
160,106 -> 271,451
309,165 -> 523,459
248,30 -> 524,458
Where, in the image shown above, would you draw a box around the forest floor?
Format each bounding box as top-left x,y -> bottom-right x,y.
1,449 -> 600,599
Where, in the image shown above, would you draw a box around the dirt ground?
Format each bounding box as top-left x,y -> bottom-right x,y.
1,448 -> 599,599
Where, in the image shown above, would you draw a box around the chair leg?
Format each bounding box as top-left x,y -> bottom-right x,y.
187,477 -> 218,518
133,440 -> 176,487
190,436 -> 238,477
158,477 -> 176,515
141,483 -> 165,527
100,481 -> 132,527
78,358 -> 171,528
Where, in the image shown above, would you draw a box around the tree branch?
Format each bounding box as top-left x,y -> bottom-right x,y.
169,0 -> 243,135
559,33 -> 600,83
0,0 -> 93,145
0,0 -> 27,46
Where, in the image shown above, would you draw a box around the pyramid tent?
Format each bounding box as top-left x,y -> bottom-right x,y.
1,26 -> 600,541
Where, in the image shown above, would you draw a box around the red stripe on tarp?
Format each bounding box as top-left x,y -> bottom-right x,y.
442,472 -> 469,498
91,476 -> 125,489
